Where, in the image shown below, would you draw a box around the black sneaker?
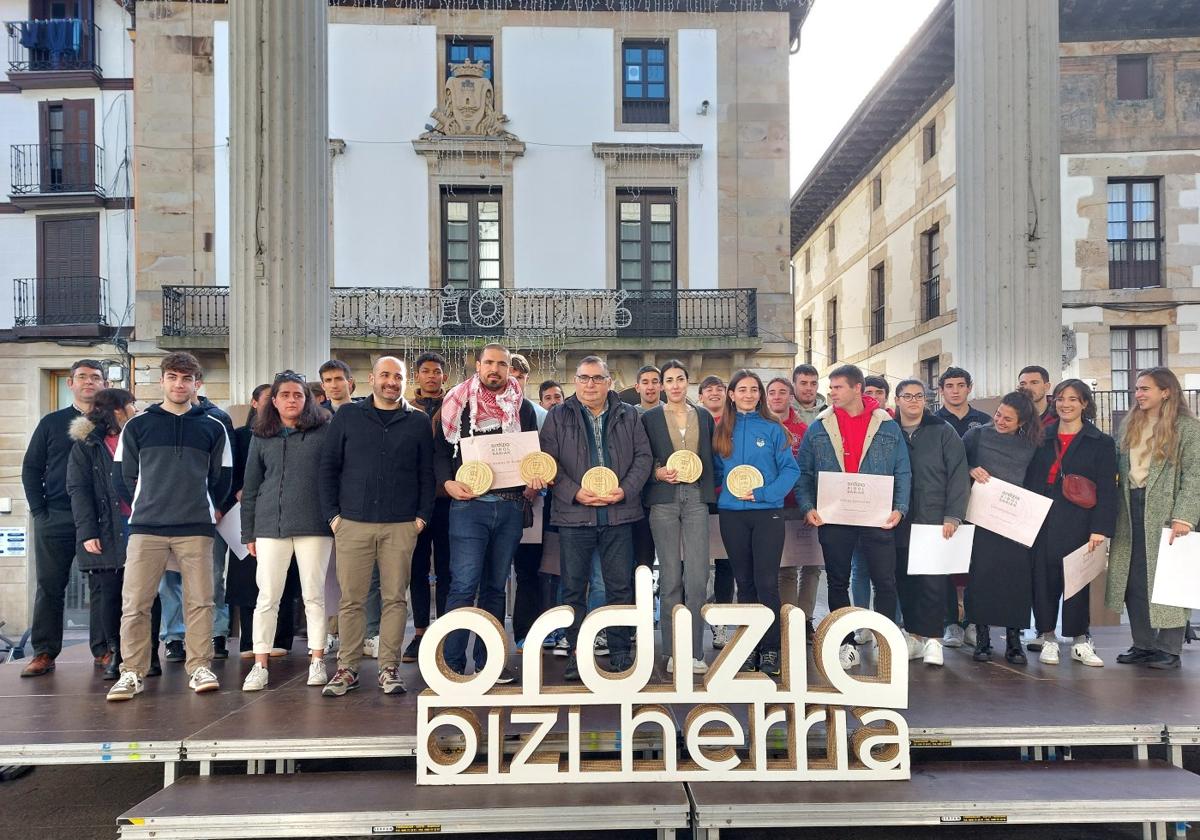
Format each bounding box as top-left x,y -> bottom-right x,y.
102,654 -> 121,681
608,654 -> 634,673
759,650 -> 781,677
739,651 -> 758,672
147,654 -> 162,678
563,654 -> 580,681
212,637 -> 228,659
164,640 -> 185,662
1116,647 -> 1157,665
496,666 -> 517,685
402,635 -> 422,664
1147,652 -> 1181,670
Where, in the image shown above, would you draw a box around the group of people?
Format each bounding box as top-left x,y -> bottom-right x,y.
18,347 -> 1195,705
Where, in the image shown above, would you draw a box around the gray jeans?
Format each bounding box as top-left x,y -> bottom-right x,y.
649,483 -> 710,658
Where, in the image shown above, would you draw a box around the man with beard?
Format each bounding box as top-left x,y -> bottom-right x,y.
435,344 -> 540,682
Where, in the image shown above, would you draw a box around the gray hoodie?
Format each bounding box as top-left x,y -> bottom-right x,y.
241,425 -> 333,542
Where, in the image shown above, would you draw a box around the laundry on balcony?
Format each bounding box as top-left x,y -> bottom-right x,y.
10,18 -> 83,64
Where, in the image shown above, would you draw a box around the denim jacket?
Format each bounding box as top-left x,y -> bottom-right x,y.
794,406 -> 912,516
712,412 -> 801,510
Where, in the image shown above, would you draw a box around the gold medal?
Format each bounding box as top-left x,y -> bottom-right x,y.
666,450 -> 702,484
725,465 -> 764,497
519,451 -> 558,484
581,466 -> 619,497
455,461 -> 494,496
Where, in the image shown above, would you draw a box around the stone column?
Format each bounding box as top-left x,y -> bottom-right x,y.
229,0 -> 329,401
953,0 -> 1061,397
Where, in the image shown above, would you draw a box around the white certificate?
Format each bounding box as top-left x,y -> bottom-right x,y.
216,502 -> 250,560
907,523 -> 976,575
781,519 -> 824,567
816,472 -> 895,527
1150,529 -> 1200,610
708,513 -> 727,559
520,495 -> 544,545
964,477 -> 1052,548
1063,539 -> 1109,601
459,430 -> 542,489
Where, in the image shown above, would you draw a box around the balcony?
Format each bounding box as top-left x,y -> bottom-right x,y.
9,143 -> 105,209
13,276 -> 109,338
4,19 -> 102,89
161,286 -> 759,351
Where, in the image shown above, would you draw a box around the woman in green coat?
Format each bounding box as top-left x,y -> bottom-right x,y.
1106,367 -> 1200,670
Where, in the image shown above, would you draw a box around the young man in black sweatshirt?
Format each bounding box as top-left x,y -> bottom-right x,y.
107,352 -> 232,701
20,359 -> 108,676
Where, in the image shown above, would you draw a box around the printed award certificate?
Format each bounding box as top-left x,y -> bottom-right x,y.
816,472 -> 895,527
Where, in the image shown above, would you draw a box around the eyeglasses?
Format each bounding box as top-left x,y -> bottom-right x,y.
896,393 -> 926,402
274,370 -> 307,384
574,374 -> 610,385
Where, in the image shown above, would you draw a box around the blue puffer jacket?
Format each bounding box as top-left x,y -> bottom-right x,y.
795,405 -> 912,515
713,412 -> 801,510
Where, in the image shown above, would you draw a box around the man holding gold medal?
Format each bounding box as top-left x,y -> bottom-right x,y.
539,356 -> 653,681
434,344 -> 542,682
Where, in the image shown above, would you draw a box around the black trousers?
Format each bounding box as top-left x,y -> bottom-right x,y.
87,573 -> 108,656
895,547 -> 945,639
512,542 -> 543,643
632,513 -> 656,569
90,568 -> 161,660
713,558 -> 735,603
819,524 -> 899,623
1126,488 -> 1186,655
410,498 -> 451,629
31,508 -> 79,659
236,568 -> 298,653
1032,538 -> 1090,639
718,509 -> 785,651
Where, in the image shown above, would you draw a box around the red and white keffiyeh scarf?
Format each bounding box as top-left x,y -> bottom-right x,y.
441,374 -> 524,448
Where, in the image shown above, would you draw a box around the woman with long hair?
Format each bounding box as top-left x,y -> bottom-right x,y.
642,360 -> 716,675
963,391 -> 1044,664
240,372 -> 334,691
66,389 -> 162,680
1027,379 -> 1117,667
712,369 -> 800,678
1106,367 -> 1200,670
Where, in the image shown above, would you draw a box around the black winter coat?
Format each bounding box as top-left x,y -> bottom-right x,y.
1026,420 -> 1118,544
896,412 -> 970,548
65,417 -> 127,572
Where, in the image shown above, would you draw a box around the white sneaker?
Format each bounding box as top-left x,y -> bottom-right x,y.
307,658 -> 328,686
922,638 -> 944,666
963,624 -> 977,647
904,633 -> 923,660
189,666 -> 220,693
325,633 -> 340,653
665,656 -> 674,673
692,658 -> 709,674
106,670 -> 144,702
942,624 -> 965,648
853,628 -> 872,646
712,625 -> 729,649
593,632 -> 609,657
1071,640 -> 1104,667
242,663 -> 269,692
839,644 -> 860,669
363,635 -> 379,658
553,634 -> 570,657
1039,640 -> 1060,665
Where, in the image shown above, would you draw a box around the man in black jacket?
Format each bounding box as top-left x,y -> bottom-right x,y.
435,344 -> 540,681
20,359 -> 108,676
319,356 -> 434,697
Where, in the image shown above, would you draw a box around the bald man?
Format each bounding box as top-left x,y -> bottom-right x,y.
318,357 -> 435,697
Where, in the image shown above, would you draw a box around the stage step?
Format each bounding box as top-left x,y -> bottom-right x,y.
117,770 -> 690,839
689,759 -> 1200,838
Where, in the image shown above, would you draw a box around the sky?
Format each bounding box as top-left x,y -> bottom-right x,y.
789,0 -> 941,193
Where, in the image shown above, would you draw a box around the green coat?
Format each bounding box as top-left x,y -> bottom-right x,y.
1105,415 -> 1200,629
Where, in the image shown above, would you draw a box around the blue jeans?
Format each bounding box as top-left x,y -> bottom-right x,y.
560,524 -> 634,657
158,570 -> 186,642
212,533 -> 231,637
589,550 -> 606,612
443,497 -> 525,673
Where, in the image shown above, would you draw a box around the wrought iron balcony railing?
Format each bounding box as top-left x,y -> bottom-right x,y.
162,286 -> 758,341
14,276 -> 108,329
10,143 -> 105,196
4,19 -> 100,73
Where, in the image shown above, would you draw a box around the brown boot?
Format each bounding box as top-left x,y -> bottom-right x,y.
21,653 -> 55,677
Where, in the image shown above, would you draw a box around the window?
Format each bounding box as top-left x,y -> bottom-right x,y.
1116,56 -> 1149,100
921,356 -> 941,391
804,248 -> 811,275
1111,328 -> 1162,401
441,188 -> 501,290
827,222 -> 836,253
617,190 -> 676,292
622,40 -> 669,124
870,264 -> 885,346
1107,179 -> 1160,289
827,297 -> 838,364
446,37 -> 493,80
920,225 -> 941,321
922,121 -> 937,161
803,316 -> 813,365
871,175 -> 883,209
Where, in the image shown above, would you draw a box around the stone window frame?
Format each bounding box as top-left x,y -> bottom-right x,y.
911,201 -> 950,326
869,259 -> 886,347
614,34 -> 679,133
827,295 -> 838,364
921,120 -> 937,162
438,31 -> 503,114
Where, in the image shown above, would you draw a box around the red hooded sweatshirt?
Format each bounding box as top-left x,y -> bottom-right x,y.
833,395 -> 880,474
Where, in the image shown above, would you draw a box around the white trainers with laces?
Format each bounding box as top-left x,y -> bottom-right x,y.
838,644 -> 860,669
963,624 -> 977,647
106,670 -> 144,702
692,658 -> 709,674
712,625 -> 729,649
363,635 -> 380,658
1039,640 -> 1061,665
922,638 -> 944,666
905,633 -> 923,660
307,658 -> 328,686
853,628 -> 872,646
1071,640 -> 1104,667
189,666 -> 220,693
942,624 -> 965,648
242,663 -> 269,692
553,634 -> 570,657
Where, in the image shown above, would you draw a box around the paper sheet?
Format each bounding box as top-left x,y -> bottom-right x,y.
216,502 -> 250,560
1062,539 -> 1109,601
1150,529 -> 1200,610
815,472 -> 895,527
460,431 -> 542,489
906,523 -> 976,575
964,477 -> 1052,548
781,519 -> 824,567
